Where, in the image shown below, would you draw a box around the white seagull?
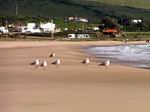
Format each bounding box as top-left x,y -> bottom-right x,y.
41,60 -> 48,69
52,58 -> 61,67
81,58 -> 90,65
49,52 -> 56,57
30,59 -> 40,68
99,60 -> 111,68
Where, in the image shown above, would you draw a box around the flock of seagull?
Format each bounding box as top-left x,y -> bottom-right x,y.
30,52 -> 110,69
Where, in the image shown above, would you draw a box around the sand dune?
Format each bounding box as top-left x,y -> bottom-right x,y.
0,41 -> 150,112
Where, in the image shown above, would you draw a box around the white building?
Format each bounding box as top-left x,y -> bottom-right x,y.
0,27 -> 9,34
68,17 -> 74,21
20,22 -> 56,33
40,22 -> 55,32
78,18 -> 88,23
92,27 -> 99,31
131,19 -> 142,24
21,23 -> 41,33
68,17 -> 88,23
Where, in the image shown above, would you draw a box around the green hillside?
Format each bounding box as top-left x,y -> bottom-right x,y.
0,0 -> 150,23
83,0 -> 150,9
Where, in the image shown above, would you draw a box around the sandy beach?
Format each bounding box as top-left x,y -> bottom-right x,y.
0,41 -> 150,112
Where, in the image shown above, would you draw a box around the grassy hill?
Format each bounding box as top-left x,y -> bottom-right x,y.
83,0 -> 150,9
0,0 -> 150,23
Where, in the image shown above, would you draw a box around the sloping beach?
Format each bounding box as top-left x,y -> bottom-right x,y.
0,41 -> 150,112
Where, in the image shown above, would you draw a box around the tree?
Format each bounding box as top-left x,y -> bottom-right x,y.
98,18 -> 118,31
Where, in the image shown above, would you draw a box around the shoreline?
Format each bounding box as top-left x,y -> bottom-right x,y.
85,43 -> 150,70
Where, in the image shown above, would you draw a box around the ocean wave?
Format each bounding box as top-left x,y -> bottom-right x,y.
87,44 -> 150,69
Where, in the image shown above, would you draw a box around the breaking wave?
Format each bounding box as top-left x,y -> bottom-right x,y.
88,44 -> 150,69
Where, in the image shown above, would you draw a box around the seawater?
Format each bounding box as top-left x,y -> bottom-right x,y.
87,44 -> 150,69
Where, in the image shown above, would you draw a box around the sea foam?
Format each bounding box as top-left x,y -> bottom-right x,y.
87,44 -> 150,69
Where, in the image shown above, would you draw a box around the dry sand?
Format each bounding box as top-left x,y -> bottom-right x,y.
0,41 -> 150,112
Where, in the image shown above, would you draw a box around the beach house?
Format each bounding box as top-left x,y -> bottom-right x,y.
102,28 -> 122,37
40,22 -> 55,32
21,23 -> 41,33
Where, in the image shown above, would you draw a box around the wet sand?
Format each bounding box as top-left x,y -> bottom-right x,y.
0,41 -> 150,112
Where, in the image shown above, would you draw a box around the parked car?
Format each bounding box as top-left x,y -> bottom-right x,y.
68,33 -> 90,39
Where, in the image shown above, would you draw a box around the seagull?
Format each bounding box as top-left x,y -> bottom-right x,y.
41,60 -> 48,69
49,52 -> 56,57
30,59 -> 40,68
99,60 -> 110,68
52,58 -> 61,67
81,58 -> 90,65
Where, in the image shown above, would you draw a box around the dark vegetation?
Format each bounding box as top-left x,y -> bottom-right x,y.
0,0 -> 150,23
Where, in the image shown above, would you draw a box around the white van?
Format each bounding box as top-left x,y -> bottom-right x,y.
68,34 -> 90,39
76,34 -> 90,39
68,34 -> 76,39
